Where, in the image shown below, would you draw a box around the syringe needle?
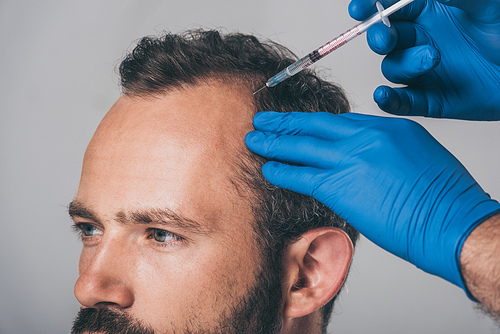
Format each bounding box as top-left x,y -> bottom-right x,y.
253,86 -> 266,95
260,0 -> 414,89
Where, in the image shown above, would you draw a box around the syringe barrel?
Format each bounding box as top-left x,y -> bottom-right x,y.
266,68 -> 292,87
288,54 -> 314,74
266,55 -> 313,87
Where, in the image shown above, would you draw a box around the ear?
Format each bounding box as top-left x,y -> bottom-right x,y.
282,227 -> 354,318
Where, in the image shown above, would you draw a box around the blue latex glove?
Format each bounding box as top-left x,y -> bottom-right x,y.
348,0 -> 500,120
246,111 -> 500,293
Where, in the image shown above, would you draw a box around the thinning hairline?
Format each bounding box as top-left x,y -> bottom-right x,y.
121,70 -> 265,99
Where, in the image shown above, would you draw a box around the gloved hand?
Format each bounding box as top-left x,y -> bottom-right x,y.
246,111 -> 500,294
348,0 -> 500,120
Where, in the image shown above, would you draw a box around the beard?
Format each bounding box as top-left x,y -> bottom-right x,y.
71,250 -> 283,334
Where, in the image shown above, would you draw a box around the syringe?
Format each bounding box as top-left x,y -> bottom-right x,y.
254,0 -> 414,94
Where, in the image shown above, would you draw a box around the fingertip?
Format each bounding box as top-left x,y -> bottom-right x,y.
245,130 -> 263,147
373,86 -> 405,115
375,86 -> 430,117
262,161 -> 302,193
253,111 -> 279,129
262,161 -> 281,179
348,1 -> 362,20
348,0 -> 376,21
423,46 -> 441,71
373,85 -> 391,107
367,23 -> 397,55
381,46 -> 441,83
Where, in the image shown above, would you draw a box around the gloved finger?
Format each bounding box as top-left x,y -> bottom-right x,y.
349,0 -> 424,21
261,161 -> 332,200
393,21 -> 432,49
245,131 -> 344,169
348,0 -> 378,21
381,45 -> 440,84
374,85 -> 431,117
251,111 -> 374,140
366,22 -> 397,55
369,21 -> 428,55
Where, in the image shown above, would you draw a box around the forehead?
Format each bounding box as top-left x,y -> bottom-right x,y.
77,82 -> 257,230
89,82 -> 255,157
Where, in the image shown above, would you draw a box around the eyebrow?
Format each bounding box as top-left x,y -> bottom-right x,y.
68,200 -> 213,235
68,200 -> 102,224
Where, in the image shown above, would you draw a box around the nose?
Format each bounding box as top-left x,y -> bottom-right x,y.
74,237 -> 134,309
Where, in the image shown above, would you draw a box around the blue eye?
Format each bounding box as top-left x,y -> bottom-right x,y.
75,223 -> 101,237
152,229 -> 180,243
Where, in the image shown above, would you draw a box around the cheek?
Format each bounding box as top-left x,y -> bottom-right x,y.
129,238 -> 260,327
135,246 -> 250,297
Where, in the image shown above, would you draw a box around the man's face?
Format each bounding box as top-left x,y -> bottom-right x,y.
70,83 -> 283,333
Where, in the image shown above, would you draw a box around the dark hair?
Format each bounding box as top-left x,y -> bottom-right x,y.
119,29 -> 358,332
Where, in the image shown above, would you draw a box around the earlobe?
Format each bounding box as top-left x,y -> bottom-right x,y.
282,227 -> 354,319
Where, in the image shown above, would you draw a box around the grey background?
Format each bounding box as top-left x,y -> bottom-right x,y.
1,0 -> 499,333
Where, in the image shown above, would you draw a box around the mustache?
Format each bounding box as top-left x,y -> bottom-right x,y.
71,308 -> 155,334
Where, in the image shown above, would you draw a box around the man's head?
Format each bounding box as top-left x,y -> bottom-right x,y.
70,30 -> 358,334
